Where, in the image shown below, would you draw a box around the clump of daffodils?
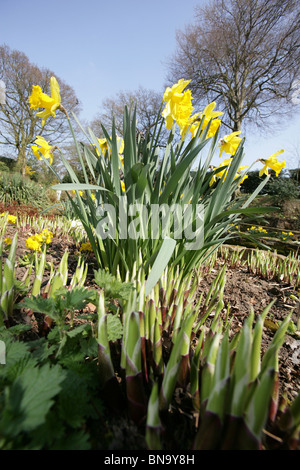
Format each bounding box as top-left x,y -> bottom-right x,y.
161,79 -> 223,141
162,78 -> 286,179
25,228 -> 53,252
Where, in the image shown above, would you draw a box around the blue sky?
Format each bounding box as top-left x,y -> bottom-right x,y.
2,0 -> 300,170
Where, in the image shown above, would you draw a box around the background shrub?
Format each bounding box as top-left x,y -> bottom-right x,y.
241,169 -> 300,201
0,172 -> 55,209
267,176 -> 300,203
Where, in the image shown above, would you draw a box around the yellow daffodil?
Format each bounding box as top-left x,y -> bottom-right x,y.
117,135 -> 124,155
28,76 -> 61,126
25,165 -> 35,176
162,79 -> 194,130
209,158 -> 248,186
259,150 -> 285,177
219,131 -> 242,158
31,136 -> 55,165
97,138 -> 109,155
198,102 -> 223,138
121,180 -> 125,192
282,231 -> 293,237
209,158 -> 232,186
96,135 -> 124,161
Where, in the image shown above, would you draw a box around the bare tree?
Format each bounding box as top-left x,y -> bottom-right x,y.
90,86 -> 169,145
166,0 -> 300,132
0,45 -> 81,175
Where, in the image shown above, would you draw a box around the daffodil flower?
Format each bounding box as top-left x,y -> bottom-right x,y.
209,158 -> 248,186
197,102 -> 223,138
162,79 -> 194,130
209,158 -> 233,186
95,136 -> 124,161
219,131 -> 242,158
259,150 -> 285,177
25,165 -> 35,175
180,102 -> 223,140
28,76 -> 62,126
31,136 -> 56,165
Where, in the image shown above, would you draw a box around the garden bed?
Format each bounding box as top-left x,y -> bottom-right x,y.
1,221 -> 299,450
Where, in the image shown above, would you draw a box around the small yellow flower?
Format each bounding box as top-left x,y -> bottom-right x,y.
72,190 -> 83,196
80,242 -> 93,252
259,150 -> 285,177
4,237 -> 12,245
121,180 -> 125,192
28,76 -> 61,126
31,136 -> 55,165
25,236 -> 42,251
1,213 -> 17,224
41,229 -> 53,244
33,233 -> 44,244
219,131 -> 242,158
8,214 -> 16,224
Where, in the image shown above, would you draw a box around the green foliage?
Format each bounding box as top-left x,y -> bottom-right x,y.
0,323 -> 102,450
21,286 -> 95,338
0,172 -> 50,209
51,104 -> 271,281
94,268 -> 134,302
0,157 -> 16,171
106,313 -> 123,342
0,162 -> 9,172
241,170 -> 300,202
267,177 -> 300,203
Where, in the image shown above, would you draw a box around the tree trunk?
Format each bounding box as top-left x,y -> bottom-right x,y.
16,146 -> 27,176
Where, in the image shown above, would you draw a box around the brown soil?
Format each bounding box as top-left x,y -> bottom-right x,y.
196,261 -> 299,405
